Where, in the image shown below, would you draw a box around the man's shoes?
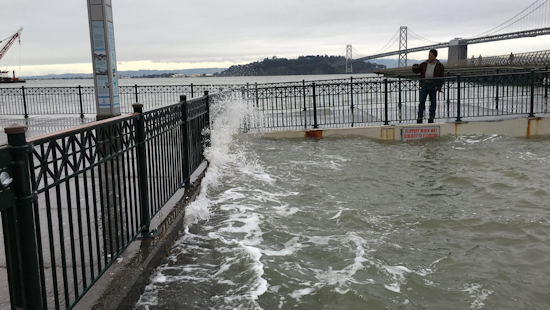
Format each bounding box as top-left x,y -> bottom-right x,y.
428,118 -> 434,123
417,118 -> 423,124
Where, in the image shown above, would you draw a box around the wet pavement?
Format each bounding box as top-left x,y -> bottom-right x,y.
0,115 -> 97,146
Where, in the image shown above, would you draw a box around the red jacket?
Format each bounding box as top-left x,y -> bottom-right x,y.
412,60 -> 445,89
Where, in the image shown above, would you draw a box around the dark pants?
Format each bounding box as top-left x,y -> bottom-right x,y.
418,85 -> 437,119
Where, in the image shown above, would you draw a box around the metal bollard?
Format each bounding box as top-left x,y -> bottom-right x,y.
4,124 -> 44,309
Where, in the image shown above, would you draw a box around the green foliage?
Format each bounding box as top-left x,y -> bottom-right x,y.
214,55 -> 386,76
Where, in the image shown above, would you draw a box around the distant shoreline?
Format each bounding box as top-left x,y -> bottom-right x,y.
21,68 -> 227,80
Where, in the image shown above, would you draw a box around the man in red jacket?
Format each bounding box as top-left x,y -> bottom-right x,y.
412,49 -> 445,123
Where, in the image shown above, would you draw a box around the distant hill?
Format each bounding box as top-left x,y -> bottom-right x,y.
22,68 -> 226,80
214,55 -> 386,77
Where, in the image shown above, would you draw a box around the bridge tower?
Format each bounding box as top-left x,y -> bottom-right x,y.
345,45 -> 353,73
448,38 -> 468,62
398,26 -> 408,67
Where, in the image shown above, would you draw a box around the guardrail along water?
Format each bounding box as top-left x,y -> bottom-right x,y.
0,93 -> 211,309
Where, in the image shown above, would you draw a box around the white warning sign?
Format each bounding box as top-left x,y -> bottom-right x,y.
402,126 -> 440,141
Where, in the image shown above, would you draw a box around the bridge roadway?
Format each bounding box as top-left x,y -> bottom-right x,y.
334,27 -> 550,67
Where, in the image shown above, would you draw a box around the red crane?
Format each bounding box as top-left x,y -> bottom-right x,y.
0,27 -> 25,83
0,27 -> 23,61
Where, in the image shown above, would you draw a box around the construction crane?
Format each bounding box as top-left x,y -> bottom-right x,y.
0,27 -> 23,61
0,27 -> 25,83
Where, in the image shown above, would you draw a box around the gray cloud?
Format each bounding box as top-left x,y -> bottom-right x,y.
3,0 -> 549,72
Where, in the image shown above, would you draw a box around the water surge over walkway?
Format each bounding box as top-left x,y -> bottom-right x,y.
136,95 -> 550,309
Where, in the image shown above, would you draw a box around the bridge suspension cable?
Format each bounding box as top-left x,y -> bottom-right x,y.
373,29 -> 400,55
469,0 -> 549,38
351,47 -> 366,60
408,29 -> 442,44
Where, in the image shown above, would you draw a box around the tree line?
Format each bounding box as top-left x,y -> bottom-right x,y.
214,55 -> 385,76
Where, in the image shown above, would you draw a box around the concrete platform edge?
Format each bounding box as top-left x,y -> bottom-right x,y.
74,164 -> 208,310
256,115 -> 550,140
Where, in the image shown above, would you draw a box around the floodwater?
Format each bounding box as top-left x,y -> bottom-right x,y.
135,94 -> 550,309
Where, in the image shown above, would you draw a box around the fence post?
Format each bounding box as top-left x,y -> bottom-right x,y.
190,83 -> 194,98
255,83 -> 259,107
456,75 -> 462,122
446,74 -> 450,104
446,74 -> 451,118
384,79 -> 389,125
245,83 -> 249,103
204,91 -> 211,147
302,80 -> 308,129
545,66 -> 549,113
312,82 -> 318,129
134,84 -> 139,103
180,95 -> 191,187
495,70 -> 500,112
133,104 -> 151,237
529,70 -> 535,117
397,75 -> 402,123
545,66 -> 549,100
21,86 -> 29,118
78,85 -> 84,119
4,124 -> 44,309
350,77 -> 355,127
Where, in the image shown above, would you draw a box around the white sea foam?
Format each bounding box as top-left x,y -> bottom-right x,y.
329,209 -> 345,219
382,265 -> 412,293
184,92 -> 255,226
286,232 -> 375,302
462,283 -> 493,309
289,287 -> 316,301
273,204 -> 299,216
208,232 -> 268,304
262,237 -> 304,256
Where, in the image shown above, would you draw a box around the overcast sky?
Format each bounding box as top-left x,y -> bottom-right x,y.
2,0 -> 549,76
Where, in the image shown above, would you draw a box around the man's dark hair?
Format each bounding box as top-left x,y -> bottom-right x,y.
429,49 -> 438,57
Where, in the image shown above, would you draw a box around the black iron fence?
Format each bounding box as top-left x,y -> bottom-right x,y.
0,77 -> 390,118
0,83 -> 228,117
243,70 -> 550,131
0,93 -> 211,309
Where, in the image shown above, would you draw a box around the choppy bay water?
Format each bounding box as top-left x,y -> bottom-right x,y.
135,95 -> 550,310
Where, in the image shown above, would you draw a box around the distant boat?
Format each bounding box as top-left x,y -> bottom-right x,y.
0,27 -> 26,83
0,70 -> 25,83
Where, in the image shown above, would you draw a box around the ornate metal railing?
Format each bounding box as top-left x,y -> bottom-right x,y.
0,93 -> 211,309
243,70 -> 550,131
0,78 -> 389,118
0,84 -> 229,117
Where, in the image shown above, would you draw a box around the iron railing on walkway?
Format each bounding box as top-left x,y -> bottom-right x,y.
0,93 -> 211,309
0,77 -> 388,118
243,70 -> 550,131
0,84 -> 227,117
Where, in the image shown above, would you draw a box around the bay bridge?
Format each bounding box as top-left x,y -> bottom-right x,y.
339,0 -> 550,73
